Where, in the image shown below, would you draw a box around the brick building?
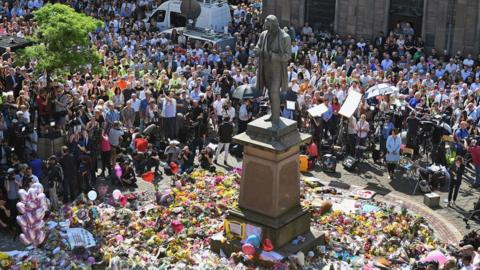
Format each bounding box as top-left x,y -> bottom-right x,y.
262,0 -> 480,55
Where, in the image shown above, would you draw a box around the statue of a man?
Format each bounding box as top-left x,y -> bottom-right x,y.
255,15 -> 291,125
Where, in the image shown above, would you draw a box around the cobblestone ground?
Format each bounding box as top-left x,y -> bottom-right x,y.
1,155 -> 476,252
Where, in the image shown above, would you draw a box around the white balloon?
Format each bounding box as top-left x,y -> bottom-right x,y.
87,190 -> 97,201
112,189 -> 122,200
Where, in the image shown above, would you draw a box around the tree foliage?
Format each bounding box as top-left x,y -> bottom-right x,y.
19,3 -> 102,76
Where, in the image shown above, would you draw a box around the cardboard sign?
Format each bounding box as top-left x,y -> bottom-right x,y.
286,100 -> 296,110
339,90 -> 362,118
224,220 -> 245,239
66,228 -> 96,249
307,104 -> 328,117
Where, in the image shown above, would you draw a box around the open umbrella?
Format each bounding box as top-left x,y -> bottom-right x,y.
232,84 -> 259,100
365,83 -> 399,99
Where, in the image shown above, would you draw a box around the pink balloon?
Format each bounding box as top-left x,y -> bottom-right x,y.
31,220 -> 45,231
115,165 -> 122,178
19,233 -> 31,245
26,201 -> 37,211
34,208 -> 46,221
26,212 -> 36,225
26,229 -> 36,243
16,202 -> 26,214
18,189 -> 28,202
16,215 -> 27,227
35,230 -> 46,245
31,183 -> 44,194
28,187 -> 38,198
37,193 -> 46,202
115,235 -> 124,242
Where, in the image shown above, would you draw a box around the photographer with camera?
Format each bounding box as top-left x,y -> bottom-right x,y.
180,146 -> 194,174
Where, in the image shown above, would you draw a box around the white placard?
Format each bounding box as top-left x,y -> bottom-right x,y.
286,100 -> 296,110
229,222 -> 242,236
339,90 -> 362,118
307,104 -> 328,117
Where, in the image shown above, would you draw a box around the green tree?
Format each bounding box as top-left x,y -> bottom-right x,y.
19,3 -> 102,78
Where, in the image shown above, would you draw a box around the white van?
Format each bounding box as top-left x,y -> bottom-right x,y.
145,0 -> 232,33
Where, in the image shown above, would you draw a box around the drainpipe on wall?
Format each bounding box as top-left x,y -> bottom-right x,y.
445,0 -> 456,55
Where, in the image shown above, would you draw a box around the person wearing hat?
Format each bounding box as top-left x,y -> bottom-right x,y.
45,155 -> 63,209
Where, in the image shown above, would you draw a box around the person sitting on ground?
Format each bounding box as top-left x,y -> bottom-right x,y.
119,159 -> 136,187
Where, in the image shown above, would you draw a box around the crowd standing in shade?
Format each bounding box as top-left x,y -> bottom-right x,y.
1,1 -> 480,266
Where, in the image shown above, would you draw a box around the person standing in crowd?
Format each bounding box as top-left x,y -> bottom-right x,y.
162,91 -> 177,140
386,128 -> 401,179
468,139 -> 480,188
215,116 -> 234,166
448,156 -> 465,207
4,168 -> 20,233
59,146 -> 78,202
108,121 -> 124,169
355,114 -> 369,157
45,155 -> 63,210
406,111 -> 420,157
238,99 -> 251,134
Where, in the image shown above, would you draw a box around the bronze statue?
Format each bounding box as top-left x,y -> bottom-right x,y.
255,15 -> 291,125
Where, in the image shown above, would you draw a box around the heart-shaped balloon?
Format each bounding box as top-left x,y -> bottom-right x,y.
18,189 -> 28,202
16,215 -> 27,227
31,220 -> 45,231
26,229 -> 36,243
36,193 -> 46,203
16,202 -> 26,214
31,183 -> 44,194
26,212 -> 36,225
34,207 -> 46,221
19,233 -> 31,245
35,230 -> 46,246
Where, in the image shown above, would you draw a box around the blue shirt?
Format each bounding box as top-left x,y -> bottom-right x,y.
455,128 -> 469,140
29,158 -> 44,179
322,106 -> 333,121
382,122 -> 394,139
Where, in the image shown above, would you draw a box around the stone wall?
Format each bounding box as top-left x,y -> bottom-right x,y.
335,0 -> 389,39
262,0 -> 480,54
262,0 -> 306,28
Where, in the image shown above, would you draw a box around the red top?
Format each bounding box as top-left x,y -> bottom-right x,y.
307,143 -> 318,158
135,138 -> 148,153
469,146 -> 480,166
101,135 -> 111,152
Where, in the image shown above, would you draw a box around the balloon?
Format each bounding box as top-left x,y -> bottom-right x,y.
28,187 -> 38,198
119,195 -> 127,207
26,201 -> 37,211
34,208 -> 46,221
31,220 -> 45,231
242,243 -> 255,255
18,189 -> 28,202
26,229 -> 36,243
115,235 -> 124,242
87,257 -> 96,264
87,190 -> 97,201
31,183 -> 44,194
16,202 -> 26,214
36,230 -> 46,245
16,215 -> 27,227
19,233 -> 31,245
36,193 -> 46,202
114,164 -> 122,178
26,212 -> 36,225
112,189 -> 122,200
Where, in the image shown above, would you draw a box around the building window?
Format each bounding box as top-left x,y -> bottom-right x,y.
305,0 -> 335,31
389,0 -> 424,37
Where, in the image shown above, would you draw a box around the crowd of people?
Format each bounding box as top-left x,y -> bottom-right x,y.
0,0 -> 479,267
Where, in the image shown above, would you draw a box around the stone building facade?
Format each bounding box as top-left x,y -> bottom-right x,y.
262,0 -> 480,55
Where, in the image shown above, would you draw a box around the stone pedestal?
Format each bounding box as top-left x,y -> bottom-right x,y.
211,115 -> 324,258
